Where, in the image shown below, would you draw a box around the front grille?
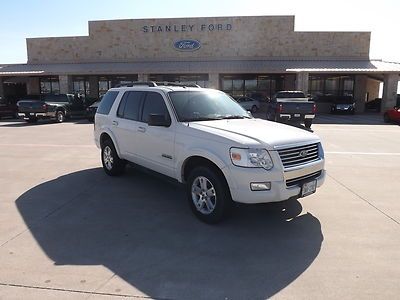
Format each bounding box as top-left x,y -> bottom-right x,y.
278,143 -> 320,168
286,171 -> 322,187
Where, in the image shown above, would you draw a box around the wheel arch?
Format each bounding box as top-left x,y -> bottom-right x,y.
99,131 -> 122,157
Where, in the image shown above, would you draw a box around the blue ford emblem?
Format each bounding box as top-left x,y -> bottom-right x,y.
174,39 -> 201,51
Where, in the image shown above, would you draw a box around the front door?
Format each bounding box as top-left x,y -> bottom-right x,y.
134,92 -> 175,178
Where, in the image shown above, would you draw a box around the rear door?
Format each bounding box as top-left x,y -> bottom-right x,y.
134,91 -> 176,178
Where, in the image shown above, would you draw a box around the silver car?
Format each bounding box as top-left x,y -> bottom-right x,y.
236,96 -> 260,113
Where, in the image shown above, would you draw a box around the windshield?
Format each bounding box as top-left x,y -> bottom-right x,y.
168,90 -> 251,122
334,97 -> 354,104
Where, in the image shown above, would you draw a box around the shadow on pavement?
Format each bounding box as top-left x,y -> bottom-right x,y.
16,167 -> 323,299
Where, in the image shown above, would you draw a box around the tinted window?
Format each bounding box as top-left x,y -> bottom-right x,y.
120,91 -> 143,121
141,92 -> 169,123
97,91 -> 119,115
44,94 -> 69,102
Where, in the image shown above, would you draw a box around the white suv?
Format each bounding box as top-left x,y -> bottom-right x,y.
94,82 -> 325,223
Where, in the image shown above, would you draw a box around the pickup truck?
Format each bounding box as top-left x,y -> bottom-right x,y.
0,97 -> 17,119
94,82 -> 325,223
17,94 -> 86,123
266,91 -> 316,128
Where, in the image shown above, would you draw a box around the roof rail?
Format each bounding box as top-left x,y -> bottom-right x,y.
115,82 -> 157,88
155,82 -> 201,88
114,81 -> 201,88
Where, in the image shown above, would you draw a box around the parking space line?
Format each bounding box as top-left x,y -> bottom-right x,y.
326,151 -> 400,156
328,174 -> 400,226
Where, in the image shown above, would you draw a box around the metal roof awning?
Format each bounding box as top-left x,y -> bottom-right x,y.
0,59 -> 399,76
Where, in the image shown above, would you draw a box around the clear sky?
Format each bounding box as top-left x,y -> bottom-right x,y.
0,0 -> 399,64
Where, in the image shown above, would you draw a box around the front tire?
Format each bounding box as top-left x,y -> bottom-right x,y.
186,166 -> 232,224
101,139 -> 126,176
251,105 -> 258,113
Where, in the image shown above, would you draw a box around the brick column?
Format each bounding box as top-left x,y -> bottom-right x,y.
88,76 -> 99,99
295,72 -> 309,94
354,75 -> 367,113
382,74 -> 399,112
27,77 -> 40,95
59,75 -> 73,94
208,73 -> 219,89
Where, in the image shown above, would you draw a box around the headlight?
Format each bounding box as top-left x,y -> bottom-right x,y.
230,148 -> 274,170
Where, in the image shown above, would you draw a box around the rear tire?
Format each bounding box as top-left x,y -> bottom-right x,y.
56,110 -> 65,123
186,166 -> 232,224
101,139 -> 126,176
304,119 -> 313,128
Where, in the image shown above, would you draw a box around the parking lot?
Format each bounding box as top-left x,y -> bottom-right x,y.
0,114 -> 399,299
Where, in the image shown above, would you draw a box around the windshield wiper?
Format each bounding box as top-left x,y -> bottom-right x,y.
181,117 -> 223,122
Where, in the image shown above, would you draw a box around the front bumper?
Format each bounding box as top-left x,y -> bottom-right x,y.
224,158 -> 325,204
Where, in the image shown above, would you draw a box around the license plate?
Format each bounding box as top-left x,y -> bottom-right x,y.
301,180 -> 317,197
294,113 -> 300,117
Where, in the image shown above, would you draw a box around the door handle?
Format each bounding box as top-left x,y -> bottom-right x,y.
138,126 -> 146,133
112,121 -> 118,126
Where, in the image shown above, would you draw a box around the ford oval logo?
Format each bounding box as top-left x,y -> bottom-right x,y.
299,150 -> 308,158
173,39 -> 201,51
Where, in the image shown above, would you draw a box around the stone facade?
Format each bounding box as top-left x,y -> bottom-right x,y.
27,16 -> 370,64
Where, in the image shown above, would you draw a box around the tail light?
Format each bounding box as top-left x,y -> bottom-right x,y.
312,103 -> 317,114
277,104 -> 283,113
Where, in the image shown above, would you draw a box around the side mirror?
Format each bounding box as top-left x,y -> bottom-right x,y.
148,114 -> 171,127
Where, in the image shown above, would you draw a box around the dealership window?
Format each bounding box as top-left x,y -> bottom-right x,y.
220,74 -> 284,101
40,77 -> 60,95
72,76 -> 90,100
98,75 -> 138,97
309,75 -> 355,102
148,74 -> 209,88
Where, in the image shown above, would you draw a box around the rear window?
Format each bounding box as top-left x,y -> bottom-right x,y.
43,94 -> 69,102
97,91 -> 119,115
276,92 -> 306,99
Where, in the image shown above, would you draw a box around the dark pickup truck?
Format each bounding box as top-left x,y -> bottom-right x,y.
0,97 -> 17,119
17,94 -> 86,123
266,91 -> 316,128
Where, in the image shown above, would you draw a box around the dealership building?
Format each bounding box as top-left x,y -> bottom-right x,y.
0,15 -> 399,112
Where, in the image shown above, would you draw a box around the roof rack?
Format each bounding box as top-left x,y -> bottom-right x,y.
115,81 -> 201,88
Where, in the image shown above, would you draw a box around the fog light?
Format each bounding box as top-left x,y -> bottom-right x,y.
250,182 -> 271,191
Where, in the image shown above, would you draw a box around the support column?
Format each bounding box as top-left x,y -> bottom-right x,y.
382,74 -> 399,112
0,78 -> 4,98
354,75 -> 367,114
27,77 -> 40,95
295,72 -> 309,94
284,74 -> 296,91
208,73 -> 219,89
88,76 -> 99,99
138,74 -> 148,82
59,75 -> 73,94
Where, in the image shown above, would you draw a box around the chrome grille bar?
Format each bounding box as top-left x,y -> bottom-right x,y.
278,143 -> 320,168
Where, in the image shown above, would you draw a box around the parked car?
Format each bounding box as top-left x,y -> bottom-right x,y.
330,96 -> 355,114
235,96 -> 260,113
266,91 -> 316,128
86,101 -> 100,122
17,94 -> 86,123
94,82 -> 325,223
383,97 -> 400,123
0,97 -> 17,119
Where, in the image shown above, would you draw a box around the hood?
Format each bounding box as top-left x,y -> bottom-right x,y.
188,118 -> 320,150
